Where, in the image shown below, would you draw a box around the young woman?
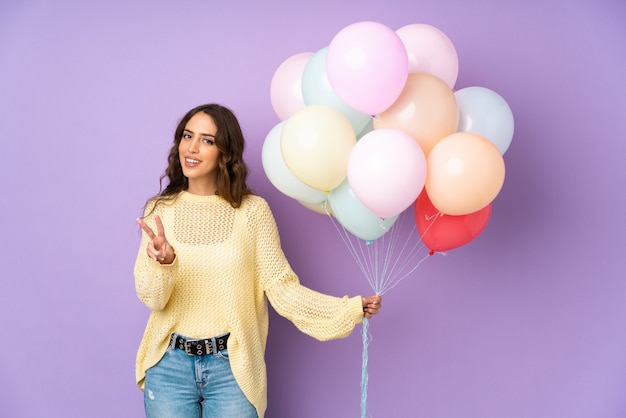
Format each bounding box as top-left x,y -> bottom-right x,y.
134,103 -> 382,418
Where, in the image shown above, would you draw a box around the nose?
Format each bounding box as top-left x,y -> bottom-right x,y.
187,137 -> 199,153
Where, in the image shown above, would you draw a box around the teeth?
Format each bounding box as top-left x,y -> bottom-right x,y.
186,158 -> 201,164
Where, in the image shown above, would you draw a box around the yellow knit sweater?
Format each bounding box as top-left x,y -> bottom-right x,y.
134,191 -> 364,418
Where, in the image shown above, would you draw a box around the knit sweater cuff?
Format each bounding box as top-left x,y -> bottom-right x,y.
348,295 -> 365,325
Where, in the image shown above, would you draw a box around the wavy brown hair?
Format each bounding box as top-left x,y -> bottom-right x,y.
144,104 -> 253,215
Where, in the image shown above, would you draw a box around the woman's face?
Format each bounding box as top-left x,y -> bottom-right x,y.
178,112 -> 221,194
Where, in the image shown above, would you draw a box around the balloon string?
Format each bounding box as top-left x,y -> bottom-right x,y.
368,210 -> 437,295
323,201 -> 378,290
322,203 -> 440,295
372,213 -> 415,294
361,316 -> 371,418
322,201 -> 440,418
377,252 -> 431,294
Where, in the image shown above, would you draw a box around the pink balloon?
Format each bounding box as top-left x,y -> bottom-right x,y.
396,24 -> 459,89
327,21 -> 409,116
348,129 -> 426,219
270,52 -> 314,120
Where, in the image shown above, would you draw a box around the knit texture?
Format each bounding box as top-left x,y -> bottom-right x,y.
134,191 -> 364,418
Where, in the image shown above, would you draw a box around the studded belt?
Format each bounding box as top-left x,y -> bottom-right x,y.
171,333 -> 230,356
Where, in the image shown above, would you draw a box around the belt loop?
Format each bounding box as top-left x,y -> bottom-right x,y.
211,337 -> 217,356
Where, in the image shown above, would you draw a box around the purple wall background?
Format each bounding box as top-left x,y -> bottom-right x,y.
1,0 -> 625,417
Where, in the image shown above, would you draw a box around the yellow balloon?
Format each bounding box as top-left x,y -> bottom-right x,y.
425,132 -> 505,215
298,199 -> 333,216
281,105 -> 356,191
374,72 -> 458,156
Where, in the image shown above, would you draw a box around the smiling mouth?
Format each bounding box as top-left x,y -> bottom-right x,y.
185,158 -> 201,166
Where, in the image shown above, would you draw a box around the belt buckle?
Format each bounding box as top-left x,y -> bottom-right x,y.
183,340 -> 194,355
183,339 -> 213,356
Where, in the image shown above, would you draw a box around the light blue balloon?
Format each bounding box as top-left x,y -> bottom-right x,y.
301,47 -> 372,134
357,117 -> 374,140
455,86 -> 515,154
328,179 -> 398,241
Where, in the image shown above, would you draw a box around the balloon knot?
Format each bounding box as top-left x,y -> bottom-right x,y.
428,250 -> 434,256
366,240 -> 372,246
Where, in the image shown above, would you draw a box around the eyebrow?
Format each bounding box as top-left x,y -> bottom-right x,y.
184,128 -> 216,138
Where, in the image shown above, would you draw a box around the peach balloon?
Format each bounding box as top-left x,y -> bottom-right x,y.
425,132 -> 505,215
374,72 -> 458,156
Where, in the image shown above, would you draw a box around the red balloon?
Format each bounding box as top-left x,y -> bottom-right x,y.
414,190 -> 492,252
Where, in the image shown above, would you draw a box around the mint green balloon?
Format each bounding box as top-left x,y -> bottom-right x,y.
328,179 -> 398,241
301,47 -> 372,134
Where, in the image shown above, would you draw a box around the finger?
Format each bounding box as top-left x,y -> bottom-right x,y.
154,215 -> 166,238
146,240 -> 158,261
157,242 -> 169,261
365,295 -> 381,307
363,305 -> 376,314
365,303 -> 381,315
137,218 -> 156,240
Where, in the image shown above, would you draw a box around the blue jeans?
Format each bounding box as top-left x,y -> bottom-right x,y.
144,335 -> 257,418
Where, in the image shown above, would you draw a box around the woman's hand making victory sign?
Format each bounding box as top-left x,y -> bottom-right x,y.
137,215 -> 176,264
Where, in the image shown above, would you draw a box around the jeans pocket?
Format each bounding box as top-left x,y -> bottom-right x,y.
147,339 -> 176,372
216,349 -> 230,361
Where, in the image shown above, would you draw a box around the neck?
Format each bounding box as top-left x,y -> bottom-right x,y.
187,180 -> 217,196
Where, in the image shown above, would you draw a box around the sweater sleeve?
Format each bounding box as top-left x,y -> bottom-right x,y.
267,273 -> 364,341
252,198 -> 364,341
134,203 -> 179,311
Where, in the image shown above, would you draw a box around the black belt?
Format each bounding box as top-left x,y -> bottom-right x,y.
172,333 -> 229,356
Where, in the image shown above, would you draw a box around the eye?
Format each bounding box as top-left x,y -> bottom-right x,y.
182,133 -> 192,140
203,138 -> 215,145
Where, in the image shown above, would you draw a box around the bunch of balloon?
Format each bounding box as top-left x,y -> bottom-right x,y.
262,20 -> 514,418
414,85 -> 514,254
